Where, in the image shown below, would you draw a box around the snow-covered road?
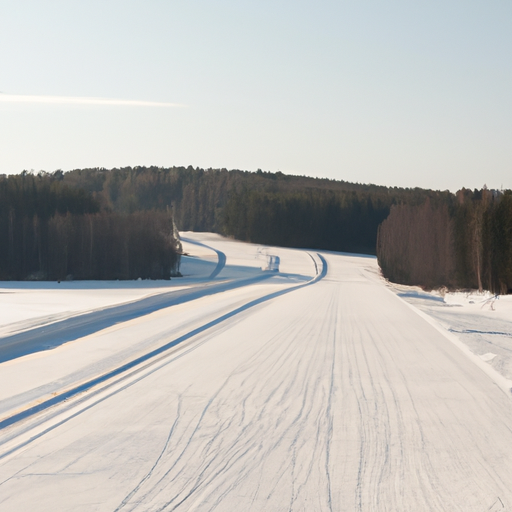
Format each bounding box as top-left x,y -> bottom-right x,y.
1,234 -> 512,511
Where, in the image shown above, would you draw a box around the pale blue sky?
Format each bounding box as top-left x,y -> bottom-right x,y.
1,0 -> 511,191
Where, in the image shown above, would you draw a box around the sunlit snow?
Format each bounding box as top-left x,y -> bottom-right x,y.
1,233 -> 512,511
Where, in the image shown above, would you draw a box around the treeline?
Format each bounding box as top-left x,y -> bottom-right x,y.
57,165 -> 449,255
0,172 -> 180,280
8,165 -> 501,288
377,189 -> 512,293
222,189 -> 389,253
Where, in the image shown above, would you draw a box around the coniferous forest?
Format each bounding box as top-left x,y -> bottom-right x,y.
52,165 -> 445,254
1,166 -> 512,293
0,171 -> 180,280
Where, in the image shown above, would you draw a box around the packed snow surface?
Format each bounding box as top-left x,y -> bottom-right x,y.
1,233 -> 512,511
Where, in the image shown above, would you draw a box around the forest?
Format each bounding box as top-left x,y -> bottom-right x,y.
56,165 -> 448,254
0,171 -> 180,280
377,188 -> 512,294
1,166 -> 511,293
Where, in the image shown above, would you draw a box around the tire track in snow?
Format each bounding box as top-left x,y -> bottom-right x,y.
0,254 -> 327,458
113,397 -> 184,512
332,279 -> 512,511
0,239 -> 227,363
4,249 -> 512,511
98,276 -> 328,510
0,276 -> 263,364
116,276 -> 338,511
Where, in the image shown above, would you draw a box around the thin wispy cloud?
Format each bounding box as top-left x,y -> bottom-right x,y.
0,93 -> 183,107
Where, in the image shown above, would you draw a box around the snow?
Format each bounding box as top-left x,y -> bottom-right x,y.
1,234 -> 512,511
388,282 -> 512,383
0,281 -> 183,337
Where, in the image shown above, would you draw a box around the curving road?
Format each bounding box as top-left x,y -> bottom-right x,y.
1,240 -> 512,511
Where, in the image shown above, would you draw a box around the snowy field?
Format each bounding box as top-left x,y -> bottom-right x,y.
1,233 -> 512,511
389,283 -> 512,384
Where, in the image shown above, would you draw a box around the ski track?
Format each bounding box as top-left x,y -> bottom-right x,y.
0,240 -> 512,511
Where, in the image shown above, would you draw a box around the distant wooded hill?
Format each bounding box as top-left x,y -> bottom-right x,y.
56,165 -> 449,254
2,167 -> 510,293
